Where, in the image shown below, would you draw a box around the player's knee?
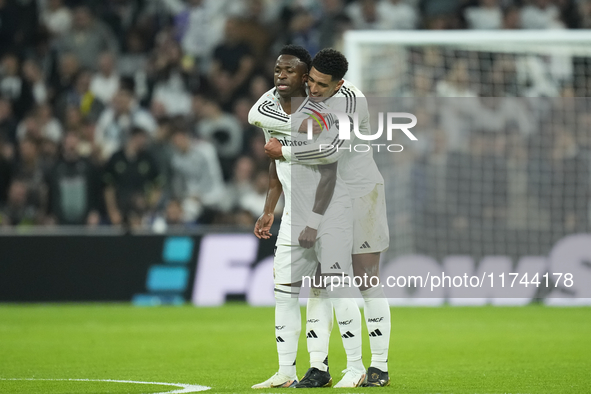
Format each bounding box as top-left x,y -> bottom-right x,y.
274,284 -> 301,304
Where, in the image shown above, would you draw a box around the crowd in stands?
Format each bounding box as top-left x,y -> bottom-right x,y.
0,0 -> 589,229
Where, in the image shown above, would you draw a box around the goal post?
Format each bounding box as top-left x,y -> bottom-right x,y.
344,30 -> 591,97
341,30 -> 591,304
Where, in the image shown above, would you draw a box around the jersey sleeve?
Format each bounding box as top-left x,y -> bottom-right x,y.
248,90 -> 292,133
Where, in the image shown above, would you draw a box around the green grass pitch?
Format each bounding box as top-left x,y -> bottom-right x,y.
0,304 -> 590,393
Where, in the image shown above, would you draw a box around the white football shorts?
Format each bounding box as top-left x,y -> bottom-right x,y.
351,183 -> 389,255
273,204 -> 353,285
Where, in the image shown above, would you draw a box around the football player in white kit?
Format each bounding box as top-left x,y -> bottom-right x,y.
255,48 -> 391,387
249,45 -> 365,389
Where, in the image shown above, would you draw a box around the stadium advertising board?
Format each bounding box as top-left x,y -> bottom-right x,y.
1,231 -> 588,305
192,233 -> 591,307
0,234 -> 197,302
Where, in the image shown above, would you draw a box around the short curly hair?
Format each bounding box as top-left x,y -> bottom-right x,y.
311,48 -> 349,81
278,45 -> 312,72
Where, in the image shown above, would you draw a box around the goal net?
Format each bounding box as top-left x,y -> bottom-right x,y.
343,30 -> 591,276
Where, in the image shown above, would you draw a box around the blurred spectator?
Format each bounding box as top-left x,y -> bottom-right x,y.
400,66 -> 435,97
16,114 -> 42,143
172,0 -> 227,66
236,0 -> 282,26
40,0 -> 73,38
0,97 -> 17,147
95,82 -> 156,161
188,93 -> 206,128
38,104 -> 63,141
196,97 -> 242,179
149,40 -> 194,116
233,97 -> 258,154
24,29 -> 58,84
248,74 -> 272,104
346,0 -> 381,30
464,0 -> 502,30
0,0 -> 19,57
556,0 -> 581,29
147,117 -> 174,203
103,127 -> 162,226
170,126 -> 225,223
234,2 -> 273,63
580,0 -> 591,29
0,178 -> 41,226
49,52 -> 79,102
515,55 -> 561,97
55,68 -> 104,123
63,104 -> 82,130
45,132 -> 100,225
446,131 -> 508,230
285,8 -> 320,56
17,104 -> 63,145
12,138 -> 44,202
98,0 -> 143,49
0,53 -> 35,119
318,0 -> 350,49
57,6 -> 119,70
249,132 -> 269,172
209,18 -> 255,107
38,133 -> 60,171
381,0 -> 419,30
77,119 -> 100,161
90,51 -> 120,104
421,0 -> 461,29
484,55 -> 518,96
436,59 -> 477,97
164,199 -> 186,226
520,0 -> 563,29
13,0 -> 39,49
502,6 -> 521,29
528,128 -> 588,233
118,29 -> 149,101
238,169 -> 272,218
226,155 -> 255,210
413,127 -> 449,254
0,139 -> 10,204
22,59 -> 49,104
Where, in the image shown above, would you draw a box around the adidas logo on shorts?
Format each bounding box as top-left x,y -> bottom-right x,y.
360,241 -> 371,249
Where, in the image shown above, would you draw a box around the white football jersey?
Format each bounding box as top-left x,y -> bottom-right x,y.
249,88 -> 351,246
249,81 -> 384,198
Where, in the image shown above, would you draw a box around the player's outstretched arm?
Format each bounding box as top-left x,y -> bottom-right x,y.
254,161 -> 282,240
299,162 -> 338,249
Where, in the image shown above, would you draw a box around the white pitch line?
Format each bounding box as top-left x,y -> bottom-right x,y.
0,378 -> 210,393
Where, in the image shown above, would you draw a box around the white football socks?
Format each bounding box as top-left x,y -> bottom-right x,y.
361,286 -> 391,372
327,284 -> 364,372
306,288 -> 333,372
274,284 -> 301,378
